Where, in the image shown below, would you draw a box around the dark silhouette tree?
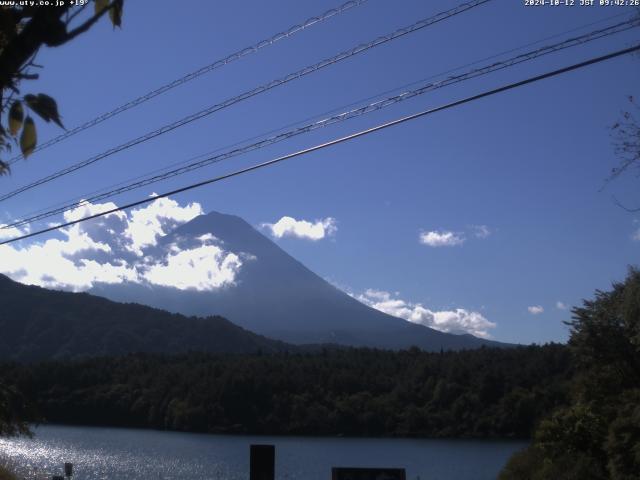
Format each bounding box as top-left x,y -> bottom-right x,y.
0,382 -> 31,437
500,268 -> 640,479
0,0 -> 124,175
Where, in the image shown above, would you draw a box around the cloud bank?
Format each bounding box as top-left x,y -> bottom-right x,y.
528,305 -> 544,315
0,197 -> 244,292
357,289 -> 496,338
262,216 -> 336,241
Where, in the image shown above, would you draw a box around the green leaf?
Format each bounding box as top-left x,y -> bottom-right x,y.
94,0 -> 109,14
24,94 -> 64,129
109,0 -> 123,28
8,101 -> 23,137
20,117 -> 36,159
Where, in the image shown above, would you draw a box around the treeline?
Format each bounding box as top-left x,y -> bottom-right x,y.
500,268 -> 640,480
1,344 -> 571,439
0,274 -> 288,363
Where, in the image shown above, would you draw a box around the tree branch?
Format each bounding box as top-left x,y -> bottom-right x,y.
65,3 -> 89,25
0,2 -> 118,90
612,195 -> 640,213
0,8 -> 69,89
63,1 -> 119,43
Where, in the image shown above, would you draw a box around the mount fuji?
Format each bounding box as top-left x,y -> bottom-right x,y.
90,211 -> 507,351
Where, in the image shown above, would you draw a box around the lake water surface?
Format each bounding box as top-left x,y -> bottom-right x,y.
0,425 -> 526,479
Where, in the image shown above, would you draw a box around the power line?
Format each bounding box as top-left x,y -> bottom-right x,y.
20,9 -> 631,221
2,43 -> 638,246
5,0 -> 369,166
0,0 -> 492,203
14,9 -> 627,224
10,9 -> 632,226
4,16 -> 637,231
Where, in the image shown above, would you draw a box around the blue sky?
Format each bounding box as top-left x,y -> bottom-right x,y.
1,0 -> 639,344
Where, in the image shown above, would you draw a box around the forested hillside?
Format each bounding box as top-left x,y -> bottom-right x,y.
2,344 -> 571,438
0,274 -> 289,361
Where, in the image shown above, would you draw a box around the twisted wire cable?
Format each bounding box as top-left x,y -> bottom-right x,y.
2,43 -> 639,246
6,0 -> 369,165
4,16 -> 637,231
0,0 -> 492,203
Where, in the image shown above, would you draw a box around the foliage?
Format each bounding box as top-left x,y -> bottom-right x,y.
0,0 -> 124,174
0,382 -> 31,438
0,344 -> 572,438
605,389 -> 640,480
0,464 -> 17,480
500,268 -> 640,479
499,446 -> 606,480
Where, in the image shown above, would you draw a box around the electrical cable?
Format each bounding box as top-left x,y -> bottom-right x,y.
2,42 -> 638,245
4,16 -> 637,230
0,0 -> 492,203
5,0 -> 370,165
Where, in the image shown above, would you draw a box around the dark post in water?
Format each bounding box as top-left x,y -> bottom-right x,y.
250,444 -> 275,480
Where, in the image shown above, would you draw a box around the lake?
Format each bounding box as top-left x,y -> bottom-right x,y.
0,425 -> 526,479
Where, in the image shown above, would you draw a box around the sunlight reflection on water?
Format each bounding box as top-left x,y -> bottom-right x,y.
0,425 -> 526,480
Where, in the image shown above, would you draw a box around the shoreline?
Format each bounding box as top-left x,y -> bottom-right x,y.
25,421 -> 533,443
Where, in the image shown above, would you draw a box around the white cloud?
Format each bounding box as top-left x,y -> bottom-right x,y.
528,305 -> 544,315
632,228 -> 640,241
62,201 -> 121,223
556,301 -> 568,310
123,196 -> 204,255
472,225 -> 491,239
419,230 -> 465,247
262,216 -> 336,241
144,244 -> 241,291
0,223 -> 29,241
356,289 -> 496,338
0,239 -> 134,291
0,198 -> 243,292
419,225 -> 493,247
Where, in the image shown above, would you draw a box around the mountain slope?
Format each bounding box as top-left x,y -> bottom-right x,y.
92,211 -> 508,351
0,274 -> 289,362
